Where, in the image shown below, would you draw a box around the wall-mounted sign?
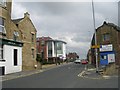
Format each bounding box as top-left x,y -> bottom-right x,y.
108,54 -> 115,63
100,44 -> 113,52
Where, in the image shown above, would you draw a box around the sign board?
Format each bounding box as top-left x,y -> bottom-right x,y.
100,44 -> 113,52
108,54 -> 115,63
91,45 -> 100,48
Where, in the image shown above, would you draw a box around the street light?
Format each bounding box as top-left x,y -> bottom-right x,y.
92,0 -> 99,73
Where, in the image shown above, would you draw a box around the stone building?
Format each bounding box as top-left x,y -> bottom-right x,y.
12,12 -> 40,70
90,21 -> 120,67
0,0 -> 23,75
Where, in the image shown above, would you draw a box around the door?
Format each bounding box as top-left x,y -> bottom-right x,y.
0,67 -> 5,75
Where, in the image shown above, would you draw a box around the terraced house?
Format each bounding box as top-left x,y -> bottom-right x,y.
0,0 -> 23,75
0,0 -> 40,75
12,12 -> 40,70
90,21 -> 120,69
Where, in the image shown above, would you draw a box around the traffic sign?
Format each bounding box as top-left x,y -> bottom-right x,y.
91,45 -> 100,48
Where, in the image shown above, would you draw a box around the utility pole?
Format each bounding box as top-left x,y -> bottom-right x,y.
92,0 -> 99,73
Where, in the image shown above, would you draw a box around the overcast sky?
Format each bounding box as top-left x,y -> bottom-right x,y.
12,0 -> 118,59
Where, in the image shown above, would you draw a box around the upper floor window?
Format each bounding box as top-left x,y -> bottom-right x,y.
31,34 -> 34,42
0,0 -> 6,7
41,40 -> 45,46
102,33 -> 110,42
31,49 -> 34,58
13,31 -> 19,41
0,17 -> 6,34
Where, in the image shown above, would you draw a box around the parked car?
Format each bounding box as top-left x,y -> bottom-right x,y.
81,59 -> 88,64
74,59 -> 81,64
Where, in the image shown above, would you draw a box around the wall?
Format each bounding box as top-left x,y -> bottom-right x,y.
4,45 -> 22,74
17,15 -> 38,70
95,23 -> 120,65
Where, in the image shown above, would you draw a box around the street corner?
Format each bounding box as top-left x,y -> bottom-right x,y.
78,70 -> 86,77
78,69 -> 103,80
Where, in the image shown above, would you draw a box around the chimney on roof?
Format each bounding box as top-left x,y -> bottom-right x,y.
24,12 -> 30,18
103,21 -> 107,25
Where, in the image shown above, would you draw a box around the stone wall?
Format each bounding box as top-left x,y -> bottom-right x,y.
17,14 -> 39,70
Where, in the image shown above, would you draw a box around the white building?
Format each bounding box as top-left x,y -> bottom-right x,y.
46,40 -> 67,61
0,39 -> 23,75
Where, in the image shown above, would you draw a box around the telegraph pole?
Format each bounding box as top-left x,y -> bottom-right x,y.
92,0 -> 99,73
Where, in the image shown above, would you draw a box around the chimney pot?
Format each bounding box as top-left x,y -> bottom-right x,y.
24,12 -> 30,18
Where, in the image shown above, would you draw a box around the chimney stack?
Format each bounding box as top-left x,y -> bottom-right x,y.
24,12 -> 30,18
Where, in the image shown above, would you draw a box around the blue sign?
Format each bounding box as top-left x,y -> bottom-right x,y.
100,51 -> 115,65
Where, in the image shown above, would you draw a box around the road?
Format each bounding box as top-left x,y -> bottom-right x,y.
2,63 -> 118,88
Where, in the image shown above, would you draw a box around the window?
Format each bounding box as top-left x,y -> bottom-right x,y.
101,55 -> 107,60
13,31 -> 19,41
41,40 -> 45,46
31,34 -> 34,42
31,49 -> 34,58
102,33 -> 110,41
56,42 -> 63,54
0,45 -> 3,59
0,17 -> 6,34
0,0 -> 6,7
48,42 -> 52,57
14,49 -> 18,66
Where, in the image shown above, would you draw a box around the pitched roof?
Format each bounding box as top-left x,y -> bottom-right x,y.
12,18 -> 24,24
97,21 -> 120,32
107,22 -> 120,31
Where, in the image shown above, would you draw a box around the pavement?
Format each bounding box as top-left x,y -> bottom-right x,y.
0,62 -> 69,82
78,64 -> 119,80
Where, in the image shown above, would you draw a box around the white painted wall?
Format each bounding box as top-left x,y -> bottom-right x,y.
52,41 -> 55,57
63,43 -> 66,60
47,41 -> 66,60
3,45 -> 22,74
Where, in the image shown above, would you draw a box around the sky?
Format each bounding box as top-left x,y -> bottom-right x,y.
11,0 -> 119,59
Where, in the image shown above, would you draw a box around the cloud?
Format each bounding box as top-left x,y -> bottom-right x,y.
12,1 -> 118,59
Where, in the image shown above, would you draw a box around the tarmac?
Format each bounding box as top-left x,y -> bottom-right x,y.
0,63 -> 118,82
0,63 -> 68,82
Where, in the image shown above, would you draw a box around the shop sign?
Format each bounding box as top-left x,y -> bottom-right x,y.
100,44 -> 113,52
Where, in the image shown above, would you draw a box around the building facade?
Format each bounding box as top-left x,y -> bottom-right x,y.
0,0 -> 23,75
66,52 -> 79,60
37,37 -> 67,63
12,12 -> 40,70
90,21 -> 120,66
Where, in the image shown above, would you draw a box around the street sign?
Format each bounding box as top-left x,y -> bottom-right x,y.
91,45 -> 100,48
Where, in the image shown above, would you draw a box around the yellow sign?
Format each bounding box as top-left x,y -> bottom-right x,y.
91,45 -> 100,48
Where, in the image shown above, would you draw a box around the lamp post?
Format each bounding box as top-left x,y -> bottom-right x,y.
92,0 -> 99,73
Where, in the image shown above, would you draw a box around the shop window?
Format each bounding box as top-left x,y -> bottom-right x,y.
14,49 -> 18,66
101,55 -> 107,60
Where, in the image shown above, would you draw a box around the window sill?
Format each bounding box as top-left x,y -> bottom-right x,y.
0,59 -> 6,62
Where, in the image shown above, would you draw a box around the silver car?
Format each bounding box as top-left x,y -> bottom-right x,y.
74,59 -> 81,64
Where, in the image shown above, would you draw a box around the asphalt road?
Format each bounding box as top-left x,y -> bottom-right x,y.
2,63 -> 118,88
